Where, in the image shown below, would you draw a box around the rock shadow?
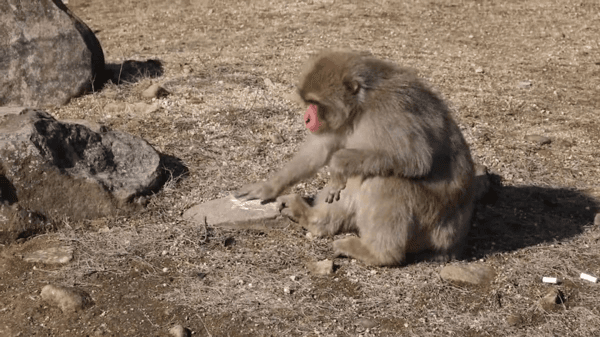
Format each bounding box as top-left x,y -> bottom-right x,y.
102,59 -> 164,86
466,175 -> 599,259
155,153 -> 189,192
0,169 -> 18,205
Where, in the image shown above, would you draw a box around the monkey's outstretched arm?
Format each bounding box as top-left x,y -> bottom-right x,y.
235,133 -> 341,201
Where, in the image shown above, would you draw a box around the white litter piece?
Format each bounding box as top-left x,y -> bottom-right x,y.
580,273 -> 598,283
541,277 -> 559,284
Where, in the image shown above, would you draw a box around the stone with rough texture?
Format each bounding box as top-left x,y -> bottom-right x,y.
183,195 -> 281,229
0,108 -> 163,202
41,284 -> 93,313
308,259 -> 334,275
142,83 -> 169,99
518,80 -> 532,89
0,0 -> 105,107
23,246 -> 73,264
538,287 -> 563,311
525,134 -> 551,145
506,314 -> 523,326
440,264 -> 496,285
169,325 -> 191,337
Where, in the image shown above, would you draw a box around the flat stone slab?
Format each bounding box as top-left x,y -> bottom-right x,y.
440,263 -> 496,286
22,246 -> 73,264
183,195 -> 283,229
0,106 -> 28,117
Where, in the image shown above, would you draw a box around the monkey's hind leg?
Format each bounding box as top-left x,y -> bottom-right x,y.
278,190 -> 352,237
333,237 -> 402,266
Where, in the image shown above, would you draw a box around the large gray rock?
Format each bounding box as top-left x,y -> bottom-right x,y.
0,0 -> 105,107
0,108 -> 167,243
0,108 -> 163,201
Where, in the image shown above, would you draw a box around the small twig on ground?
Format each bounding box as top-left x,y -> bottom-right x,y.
142,310 -> 159,328
196,313 -> 213,337
200,216 -> 209,244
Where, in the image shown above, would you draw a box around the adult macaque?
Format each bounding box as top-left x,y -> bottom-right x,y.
236,50 -> 476,266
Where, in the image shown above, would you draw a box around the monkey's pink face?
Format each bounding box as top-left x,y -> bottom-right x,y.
304,104 -> 322,132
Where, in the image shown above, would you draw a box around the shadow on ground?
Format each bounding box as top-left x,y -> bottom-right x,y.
103,59 -> 164,86
157,153 -> 189,189
467,177 -> 599,259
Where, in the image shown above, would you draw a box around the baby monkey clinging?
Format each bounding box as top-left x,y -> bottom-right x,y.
236,50 -> 476,266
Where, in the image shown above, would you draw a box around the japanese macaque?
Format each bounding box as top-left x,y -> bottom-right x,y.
236,50 -> 476,266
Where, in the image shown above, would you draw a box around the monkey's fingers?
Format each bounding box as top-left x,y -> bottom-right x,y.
234,181 -> 279,202
234,184 -> 263,201
233,189 -> 257,201
325,190 -> 338,203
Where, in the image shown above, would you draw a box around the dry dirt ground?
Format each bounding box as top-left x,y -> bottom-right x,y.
2,0 -> 600,336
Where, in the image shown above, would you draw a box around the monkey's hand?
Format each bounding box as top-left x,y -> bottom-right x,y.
325,172 -> 346,203
234,181 -> 280,202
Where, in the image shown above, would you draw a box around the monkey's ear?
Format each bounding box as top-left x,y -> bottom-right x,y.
343,78 -> 361,95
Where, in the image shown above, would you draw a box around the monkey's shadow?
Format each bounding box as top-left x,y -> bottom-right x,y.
464,177 -> 598,259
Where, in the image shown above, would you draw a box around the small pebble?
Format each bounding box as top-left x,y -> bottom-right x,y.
308,259 -> 334,275
518,80 -> 532,89
270,133 -> 284,144
594,213 -> 600,226
506,314 -> 522,326
475,67 -> 484,73
356,318 -> 378,329
142,83 -> 168,99
41,285 -> 92,313
162,267 -> 169,273
263,78 -> 274,88
525,134 -> 551,145
169,325 -> 191,337
283,287 -> 291,294
541,288 -> 561,305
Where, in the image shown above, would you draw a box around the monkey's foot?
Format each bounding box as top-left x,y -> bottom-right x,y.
333,237 -> 397,266
277,194 -> 309,223
333,237 -> 373,260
